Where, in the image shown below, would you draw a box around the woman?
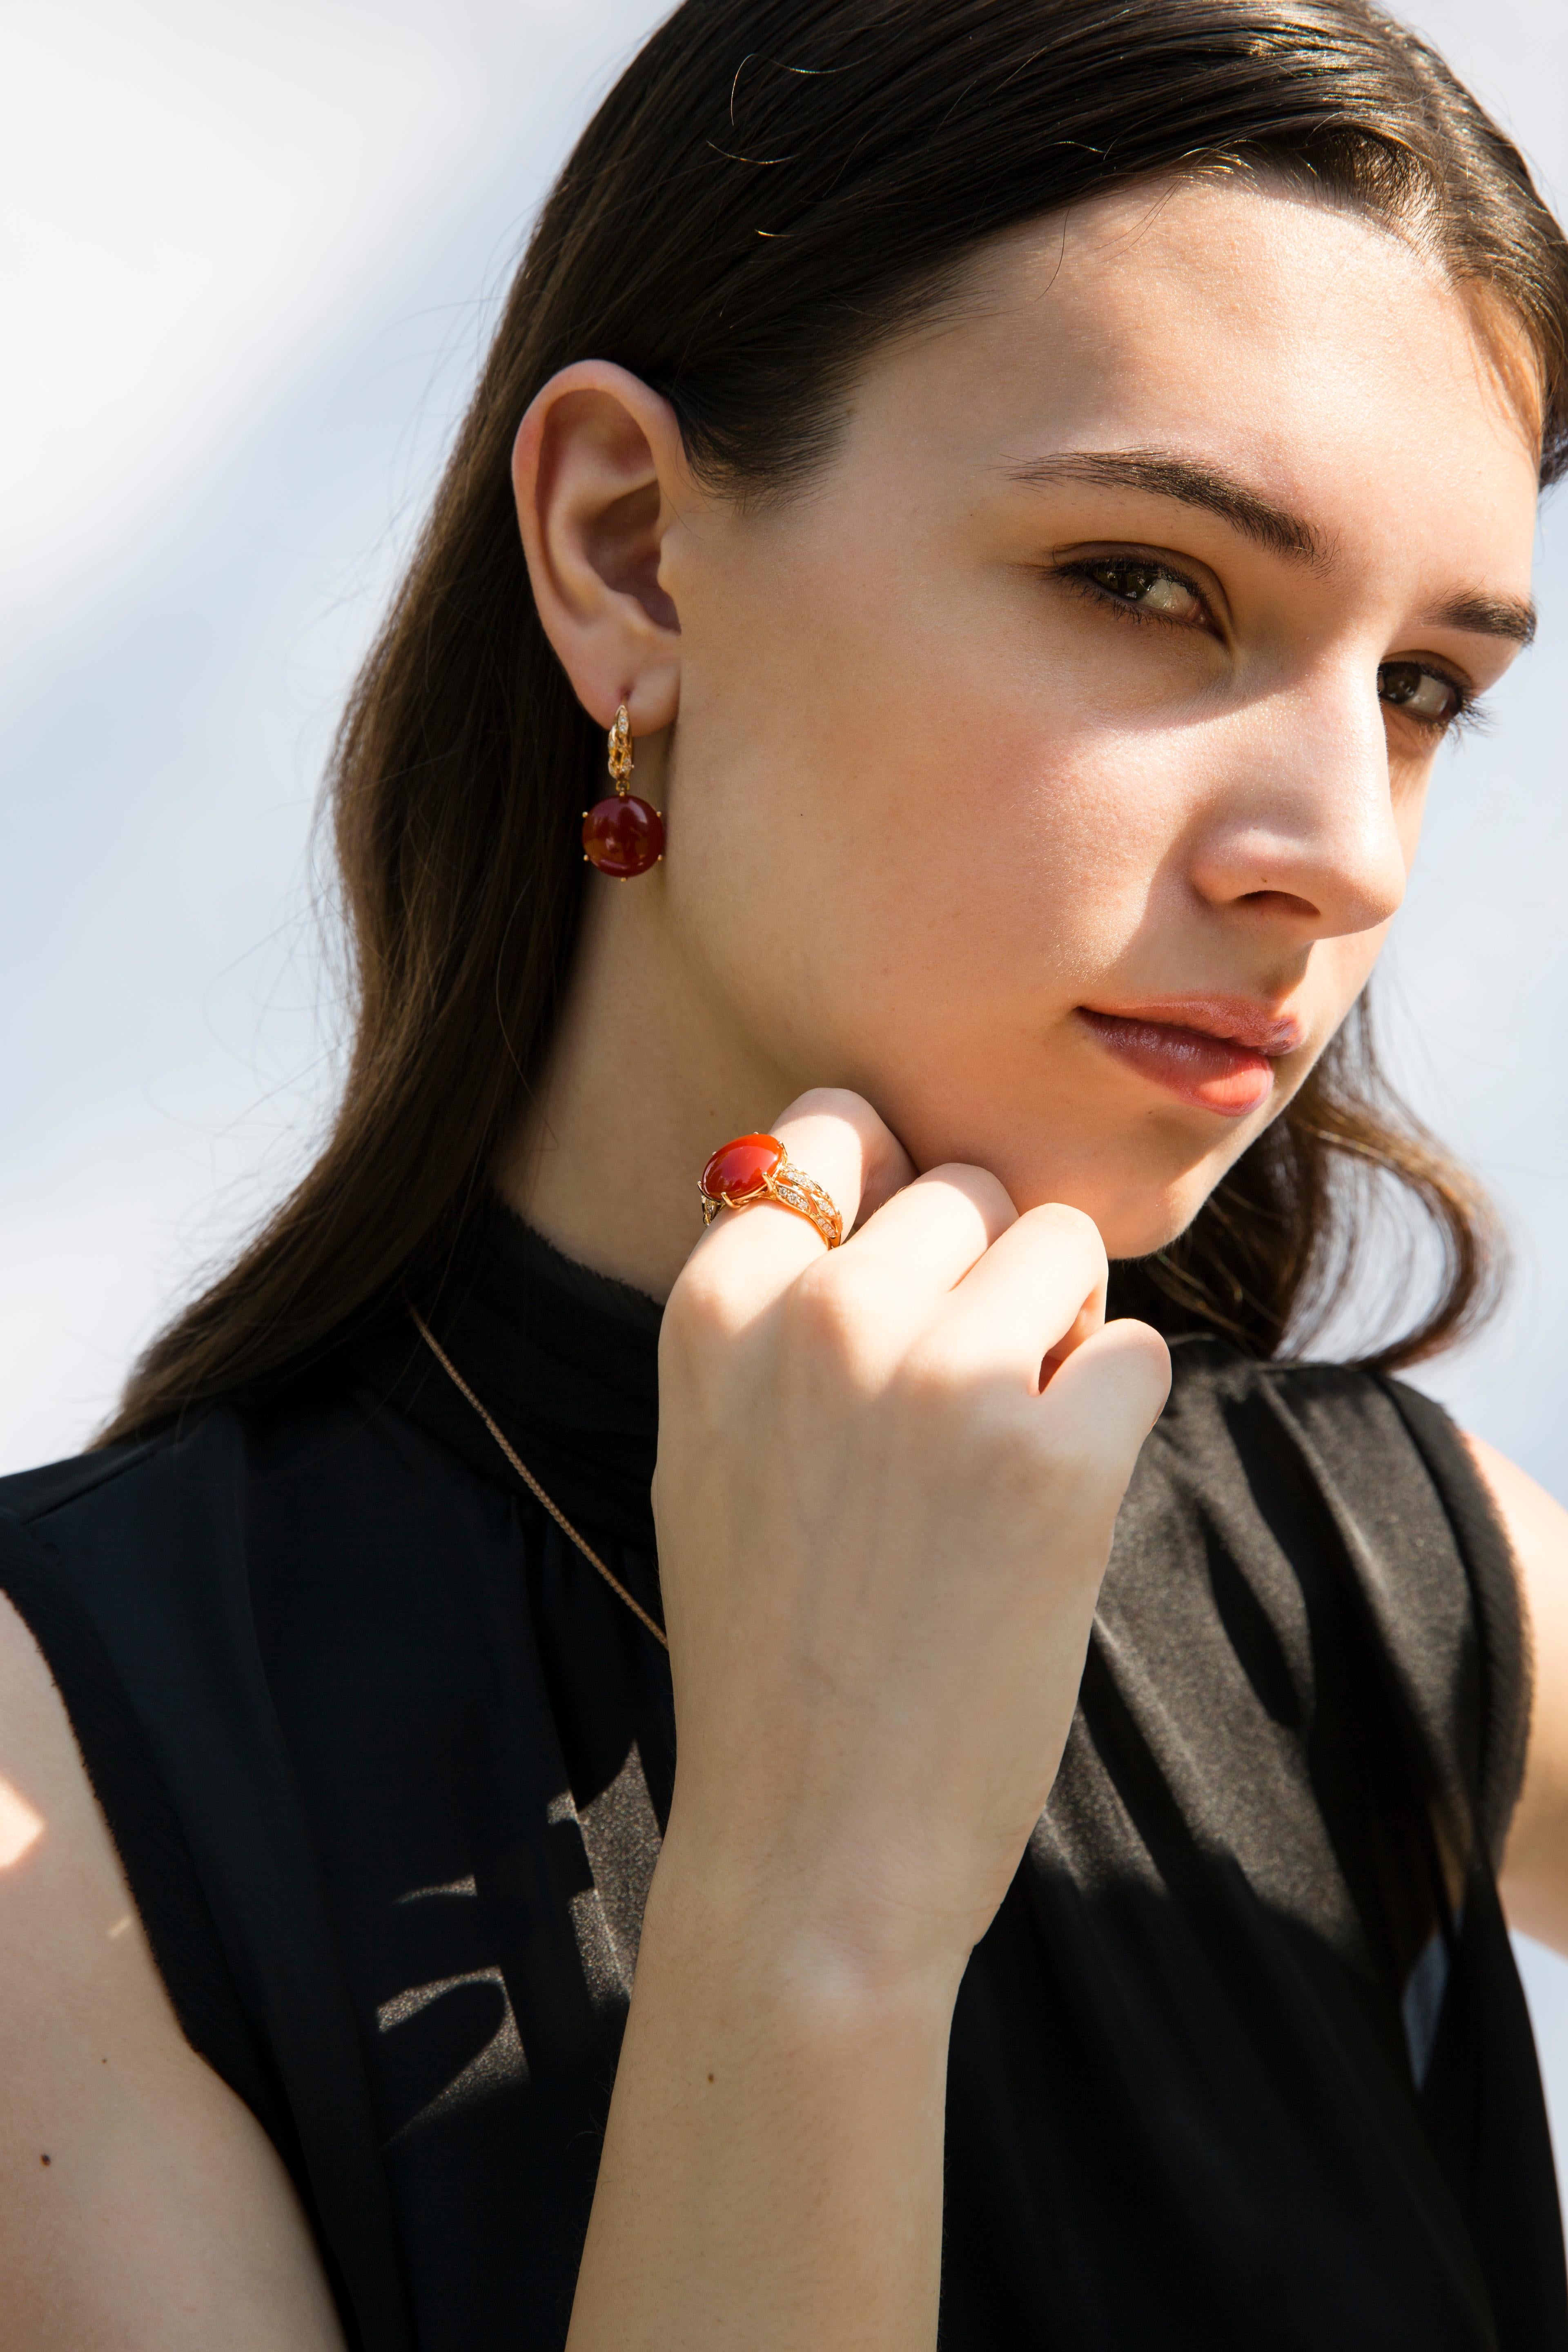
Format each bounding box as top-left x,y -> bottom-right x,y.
2,0 -> 1566,2344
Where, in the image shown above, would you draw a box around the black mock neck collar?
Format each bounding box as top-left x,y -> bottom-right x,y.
346,1196 -> 663,1548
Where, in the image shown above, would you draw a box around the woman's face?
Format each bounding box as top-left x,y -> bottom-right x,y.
603,178 -> 1541,1260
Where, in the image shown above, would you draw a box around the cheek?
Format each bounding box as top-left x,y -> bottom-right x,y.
711,535 -> 1165,880
688,724 -> 1185,1096
669,507 -> 1193,1076
906,734 -> 1173,975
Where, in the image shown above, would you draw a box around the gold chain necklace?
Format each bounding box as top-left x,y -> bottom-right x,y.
410,1307 -> 669,1650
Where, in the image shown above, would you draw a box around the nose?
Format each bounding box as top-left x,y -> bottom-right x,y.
1186,672 -> 1409,938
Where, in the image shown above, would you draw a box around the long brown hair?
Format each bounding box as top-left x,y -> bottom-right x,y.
105,0 -> 1568,1444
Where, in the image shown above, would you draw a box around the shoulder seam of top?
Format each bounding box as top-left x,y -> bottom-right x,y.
0,1430 -> 179,1524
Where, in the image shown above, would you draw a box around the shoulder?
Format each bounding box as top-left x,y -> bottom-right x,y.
1143,1340 -> 1500,1633
0,1573 -> 209,2107
0,1379 -> 512,1903
0,1411 -> 309,2128
1156,1332 -> 1515,1630
1463,1436 -> 1568,1951
0,1434 -> 164,1523
0,1412 -> 287,1726
1149,1339 -> 1526,1853
0,1379 -> 501,2084
1154,1334 -> 1497,1526
0,1405 -> 254,1571
1149,1334 -> 1462,1510
0,1370 -> 489,1604
0,1428 -> 212,1802
0,1579 -> 343,2344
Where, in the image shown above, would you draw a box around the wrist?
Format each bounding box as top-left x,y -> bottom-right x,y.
641,1815 -> 971,2027
573,1800 -> 954,2352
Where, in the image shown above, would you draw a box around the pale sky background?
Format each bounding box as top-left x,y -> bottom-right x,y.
3,0 -> 1566,2210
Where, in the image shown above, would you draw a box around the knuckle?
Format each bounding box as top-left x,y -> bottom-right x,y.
1042,1332 -> 1170,1455
774,1085 -> 888,1167
788,1251 -> 883,1352
1092,1314 -> 1172,1386
1116,1321 -> 1175,1412
661,1256 -> 745,1355
1031,1200 -> 1109,1273
888,1339 -> 967,1414
921,1163 -> 1018,1226
782,1084 -> 875,1127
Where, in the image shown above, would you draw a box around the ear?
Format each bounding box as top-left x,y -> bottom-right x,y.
512,361 -> 692,736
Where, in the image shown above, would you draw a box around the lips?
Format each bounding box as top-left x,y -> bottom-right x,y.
1075,998 -> 1304,1118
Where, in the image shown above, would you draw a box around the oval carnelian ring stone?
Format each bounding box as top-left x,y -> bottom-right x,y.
582,794 -> 664,878
701,1134 -> 784,1204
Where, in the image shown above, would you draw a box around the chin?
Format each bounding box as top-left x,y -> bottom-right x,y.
1020,1153 -> 1236,1268
1097,1200 -> 1206,1266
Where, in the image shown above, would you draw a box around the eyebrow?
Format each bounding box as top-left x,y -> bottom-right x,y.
1004,448 -> 1331,568
1422,589 -> 1537,647
1004,446 -> 1538,648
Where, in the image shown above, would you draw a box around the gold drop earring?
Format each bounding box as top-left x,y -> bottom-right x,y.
581,704 -> 665,877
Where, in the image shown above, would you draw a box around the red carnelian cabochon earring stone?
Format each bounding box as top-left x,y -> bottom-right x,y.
582,795 -> 664,877
700,1134 -> 784,1203
582,700 -> 665,878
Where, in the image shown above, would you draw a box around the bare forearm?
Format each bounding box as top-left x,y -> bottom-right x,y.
566,1099 -> 1166,2345
566,1847 -> 958,2352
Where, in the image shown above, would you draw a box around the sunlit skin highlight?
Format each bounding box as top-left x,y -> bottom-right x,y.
0,1775 -> 45,1871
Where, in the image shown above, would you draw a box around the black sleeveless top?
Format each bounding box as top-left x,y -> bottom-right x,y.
1,1203 -> 1563,2352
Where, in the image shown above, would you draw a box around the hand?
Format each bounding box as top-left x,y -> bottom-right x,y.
651,1088 -> 1171,1996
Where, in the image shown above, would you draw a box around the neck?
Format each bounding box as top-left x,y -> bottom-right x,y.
495,871 -> 797,1299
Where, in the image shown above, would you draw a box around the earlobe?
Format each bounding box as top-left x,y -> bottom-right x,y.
512,361 -> 688,738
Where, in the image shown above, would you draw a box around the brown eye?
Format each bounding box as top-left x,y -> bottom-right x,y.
1378,662 -> 1462,727
1081,559 -> 1203,622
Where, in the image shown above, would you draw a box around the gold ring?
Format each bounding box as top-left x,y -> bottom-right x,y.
698,1132 -> 844,1250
